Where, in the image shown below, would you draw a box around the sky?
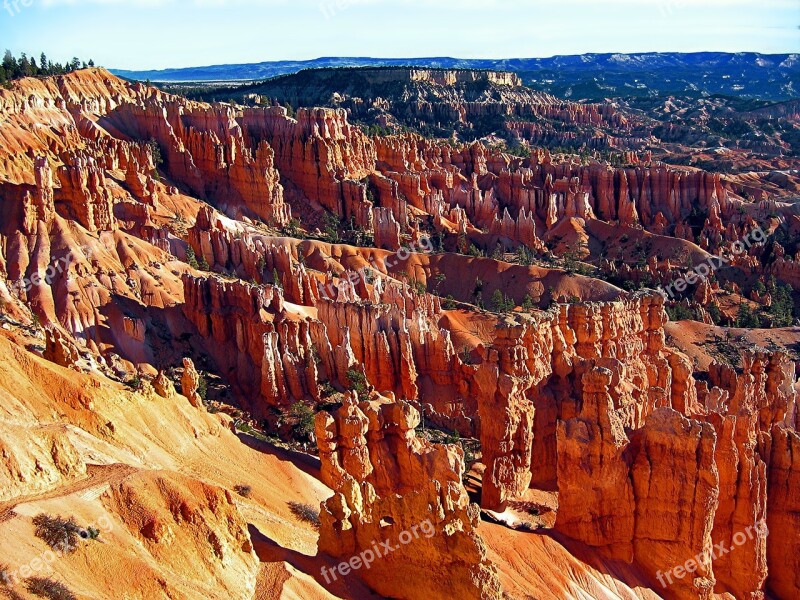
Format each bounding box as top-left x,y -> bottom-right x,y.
0,0 -> 798,70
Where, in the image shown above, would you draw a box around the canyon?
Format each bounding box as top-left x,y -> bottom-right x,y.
0,67 -> 798,600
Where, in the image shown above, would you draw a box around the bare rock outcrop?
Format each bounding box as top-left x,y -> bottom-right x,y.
55,154 -> 117,232
631,409 -> 719,600
103,471 -> 258,599
0,425 -> 87,501
475,319 -> 551,511
765,425 -> 800,599
153,370 -> 176,398
316,398 -> 502,600
181,275 -> 324,408
181,358 -> 204,408
708,413 -> 768,599
555,367 -> 635,560
44,326 -> 82,369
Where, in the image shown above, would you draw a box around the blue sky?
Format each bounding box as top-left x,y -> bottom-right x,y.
0,0 -> 798,70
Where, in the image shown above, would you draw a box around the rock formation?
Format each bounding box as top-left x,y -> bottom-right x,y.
316,397 -> 502,600
181,357 -> 204,408
0,67 -> 797,600
765,425 -> 800,599
555,367 -> 635,560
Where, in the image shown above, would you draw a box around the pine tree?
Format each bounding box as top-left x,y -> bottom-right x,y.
19,53 -> 31,77
3,50 -> 16,79
735,304 -> 760,328
522,294 -> 534,311
491,289 -> 505,313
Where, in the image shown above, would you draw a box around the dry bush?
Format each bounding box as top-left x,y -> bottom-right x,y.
32,514 -> 82,554
25,577 -> 77,600
287,501 -> 320,528
234,484 -> 253,498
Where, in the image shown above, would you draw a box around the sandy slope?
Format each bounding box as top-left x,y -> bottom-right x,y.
665,320 -> 800,371
0,331 -> 333,599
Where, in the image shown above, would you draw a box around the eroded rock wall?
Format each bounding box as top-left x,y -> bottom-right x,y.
315,398 -> 502,600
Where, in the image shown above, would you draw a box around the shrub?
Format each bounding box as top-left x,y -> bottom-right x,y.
515,246 -> 535,266
25,577 -> 77,600
410,279 -> 426,296
467,244 -> 484,258
521,294 -> 535,311
319,380 -> 337,398
767,281 -> 795,327
666,304 -> 695,322
346,368 -> 368,401
433,273 -> 446,292
442,295 -> 457,310
125,375 -> 142,391
289,403 -> 315,441
32,514 -> 82,554
196,371 -> 208,401
457,233 -> 468,254
282,218 -> 302,237
1,563 -> 10,586
444,430 -> 460,445
707,303 -> 723,325
505,144 -> 531,158
185,245 -> 199,269
147,138 -> 163,168
735,304 -> 761,328
323,213 -> 340,243
234,484 -> 253,498
472,278 -> 484,302
460,346 -> 474,366
287,501 -> 320,528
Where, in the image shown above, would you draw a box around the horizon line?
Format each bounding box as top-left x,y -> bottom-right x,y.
107,50 -> 800,73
